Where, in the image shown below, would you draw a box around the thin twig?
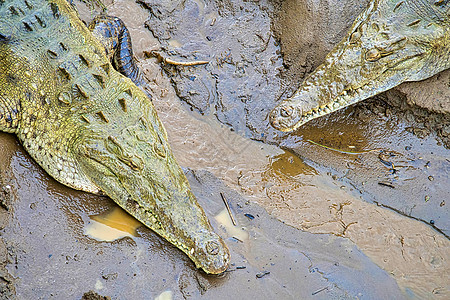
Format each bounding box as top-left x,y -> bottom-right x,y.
307,139 -> 381,155
220,192 -> 237,226
144,50 -> 209,66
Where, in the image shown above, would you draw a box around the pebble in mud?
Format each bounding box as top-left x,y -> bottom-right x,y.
81,290 -> 111,300
256,270 -> 270,278
244,213 -> 255,220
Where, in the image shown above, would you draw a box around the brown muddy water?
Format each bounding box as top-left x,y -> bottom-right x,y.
1,0 -> 449,299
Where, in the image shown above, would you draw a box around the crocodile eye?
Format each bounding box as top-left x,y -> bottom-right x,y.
206,241 -> 219,255
280,105 -> 294,117
365,48 -> 381,61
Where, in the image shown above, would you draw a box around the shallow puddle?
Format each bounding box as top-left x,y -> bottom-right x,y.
154,290 -> 173,300
0,0 -> 448,299
214,208 -> 249,242
85,207 -> 141,242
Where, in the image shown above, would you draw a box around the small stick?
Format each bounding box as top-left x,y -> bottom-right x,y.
144,50 -> 209,66
220,192 -> 237,226
307,139 -> 381,155
312,286 -> 328,295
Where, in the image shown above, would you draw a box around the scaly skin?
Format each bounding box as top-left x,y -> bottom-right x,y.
0,0 -> 229,274
270,0 -> 450,132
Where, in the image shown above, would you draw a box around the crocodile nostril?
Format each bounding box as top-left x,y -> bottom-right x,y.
206,241 -> 219,255
280,106 -> 293,118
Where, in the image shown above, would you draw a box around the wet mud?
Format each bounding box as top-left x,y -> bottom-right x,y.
138,0 -> 449,296
139,0 -> 283,138
1,0 -> 449,299
0,133 -> 405,299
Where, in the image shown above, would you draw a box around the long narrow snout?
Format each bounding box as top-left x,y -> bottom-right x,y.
270,0 -> 449,132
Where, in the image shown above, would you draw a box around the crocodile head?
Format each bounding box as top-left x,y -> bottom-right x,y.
270,0 -> 449,132
74,94 -> 229,274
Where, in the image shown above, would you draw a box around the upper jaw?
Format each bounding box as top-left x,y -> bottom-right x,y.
269,79 -> 386,132
269,49 -> 430,132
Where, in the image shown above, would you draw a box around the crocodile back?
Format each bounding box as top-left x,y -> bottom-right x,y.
0,0 -> 153,193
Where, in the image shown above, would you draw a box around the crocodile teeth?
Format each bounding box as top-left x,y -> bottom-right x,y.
47,49 -> 58,58
124,88 -> 133,97
80,115 -> 90,123
58,65 -> 72,80
79,54 -> 92,67
75,83 -> 89,99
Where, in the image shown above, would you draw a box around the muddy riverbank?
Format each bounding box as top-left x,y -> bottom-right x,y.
1,0 -> 449,299
0,135 -> 406,298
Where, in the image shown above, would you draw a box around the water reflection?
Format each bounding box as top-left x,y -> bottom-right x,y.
85,207 -> 141,241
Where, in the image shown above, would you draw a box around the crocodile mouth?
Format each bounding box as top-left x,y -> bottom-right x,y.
270,83 -> 375,132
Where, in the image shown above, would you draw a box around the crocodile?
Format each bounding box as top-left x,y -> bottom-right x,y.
269,0 -> 449,132
0,0 -> 229,274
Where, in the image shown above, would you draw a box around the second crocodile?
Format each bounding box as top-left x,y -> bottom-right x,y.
270,0 -> 449,131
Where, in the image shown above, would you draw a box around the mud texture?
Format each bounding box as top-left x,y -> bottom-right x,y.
0,133 -> 405,299
281,94 -> 450,237
270,0 -> 370,96
140,0 -> 283,137
142,0 -> 450,145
